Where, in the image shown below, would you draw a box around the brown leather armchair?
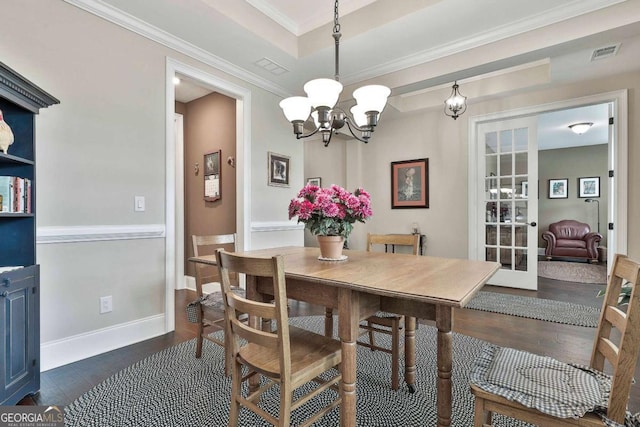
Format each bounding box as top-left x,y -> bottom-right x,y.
542,219 -> 602,263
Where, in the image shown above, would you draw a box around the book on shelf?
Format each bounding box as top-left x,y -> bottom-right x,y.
0,175 -> 31,213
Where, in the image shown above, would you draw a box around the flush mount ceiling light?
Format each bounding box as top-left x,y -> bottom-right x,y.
279,0 -> 390,147
444,81 -> 467,120
568,122 -> 593,134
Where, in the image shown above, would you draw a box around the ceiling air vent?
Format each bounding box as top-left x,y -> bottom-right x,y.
591,44 -> 620,61
254,58 -> 289,76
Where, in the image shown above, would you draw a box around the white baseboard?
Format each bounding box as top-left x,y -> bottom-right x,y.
185,275 -> 195,291
40,314 -> 166,371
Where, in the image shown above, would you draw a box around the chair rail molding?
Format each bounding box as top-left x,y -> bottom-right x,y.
251,220 -> 305,232
37,224 -> 165,244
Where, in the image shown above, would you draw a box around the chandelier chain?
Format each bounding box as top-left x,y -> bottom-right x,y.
333,0 -> 341,81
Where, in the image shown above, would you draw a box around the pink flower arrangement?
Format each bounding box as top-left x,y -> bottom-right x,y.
288,184 -> 373,238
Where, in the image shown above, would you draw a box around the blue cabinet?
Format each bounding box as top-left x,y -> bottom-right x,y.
0,266 -> 39,405
0,62 -> 58,404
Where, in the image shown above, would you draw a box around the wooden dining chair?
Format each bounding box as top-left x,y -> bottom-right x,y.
191,233 -> 243,375
359,233 -> 420,391
215,249 -> 342,427
470,253 -> 640,426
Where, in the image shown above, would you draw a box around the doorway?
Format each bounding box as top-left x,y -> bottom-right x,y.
164,57 -> 252,333
469,90 -> 628,289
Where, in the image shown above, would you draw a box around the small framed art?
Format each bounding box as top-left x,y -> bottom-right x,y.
548,178 -> 568,199
578,176 -> 600,198
391,158 -> 429,209
268,152 -> 290,187
204,150 -> 221,202
306,177 -> 321,187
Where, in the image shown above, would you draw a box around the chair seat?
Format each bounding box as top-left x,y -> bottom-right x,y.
557,239 -> 587,249
239,325 -> 342,384
201,287 -> 246,315
470,344 -> 611,419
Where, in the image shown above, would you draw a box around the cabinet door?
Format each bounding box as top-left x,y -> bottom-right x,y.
0,265 -> 39,405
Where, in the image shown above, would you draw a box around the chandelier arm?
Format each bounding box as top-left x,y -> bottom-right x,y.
295,125 -> 321,140
343,118 -> 371,143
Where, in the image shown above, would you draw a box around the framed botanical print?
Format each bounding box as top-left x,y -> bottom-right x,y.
268,152 -> 290,187
578,176 -> 600,198
391,158 -> 429,208
548,178 -> 568,199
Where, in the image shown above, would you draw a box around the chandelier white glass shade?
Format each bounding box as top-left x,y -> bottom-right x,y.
444,81 -> 467,120
279,0 -> 390,146
568,122 -> 593,134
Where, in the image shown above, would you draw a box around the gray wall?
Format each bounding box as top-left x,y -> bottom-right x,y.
538,145 -> 608,247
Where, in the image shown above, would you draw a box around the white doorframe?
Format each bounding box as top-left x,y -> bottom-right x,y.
164,57 -> 252,333
174,112 -> 185,290
468,90 -> 628,271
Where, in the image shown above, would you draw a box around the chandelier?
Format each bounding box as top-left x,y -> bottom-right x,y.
279,0 -> 390,147
444,81 -> 467,120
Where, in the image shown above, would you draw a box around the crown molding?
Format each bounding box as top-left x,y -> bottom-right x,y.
343,0 -> 626,85
63,0 -> 291,98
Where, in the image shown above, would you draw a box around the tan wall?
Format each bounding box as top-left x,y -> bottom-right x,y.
181,93 -> 237,277
538,145 -> 608,247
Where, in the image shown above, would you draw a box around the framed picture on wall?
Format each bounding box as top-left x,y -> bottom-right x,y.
204,150 -> 221,202
578,176 -> 600,198
548,178 -> 568,199
391,158 -> 429,208
306,177 -> 321,187
268,152 -> 290,187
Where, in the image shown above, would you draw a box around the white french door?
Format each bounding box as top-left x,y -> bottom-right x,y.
477,116 -> 538,290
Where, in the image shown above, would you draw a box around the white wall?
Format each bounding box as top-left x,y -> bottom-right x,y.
2,1 -> 303,370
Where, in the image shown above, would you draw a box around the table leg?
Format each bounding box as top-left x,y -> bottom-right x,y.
436,305 -> 453,427
338,288 -> 358,427
404,316 -> 416,393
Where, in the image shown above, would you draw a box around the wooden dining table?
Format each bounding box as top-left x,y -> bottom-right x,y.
190,246 -> 499,427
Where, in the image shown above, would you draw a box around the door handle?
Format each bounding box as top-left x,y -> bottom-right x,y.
527,221 -> 537,227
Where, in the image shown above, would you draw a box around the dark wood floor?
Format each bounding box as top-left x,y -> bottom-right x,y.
23,274 -> 640,413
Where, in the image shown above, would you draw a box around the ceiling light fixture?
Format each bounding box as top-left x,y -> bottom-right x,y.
173,76 -> 181,85
568,122 -> 593,134
279,0 -> 390,147
444,81 -> 467,120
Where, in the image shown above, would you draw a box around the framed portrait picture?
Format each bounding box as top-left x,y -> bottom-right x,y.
306,177 -> 321,187
268,152 -> 290,187
578,176 -> 600,198
548,178 -> 568,199
203,150 -> 221,202
391,158 -> 429,209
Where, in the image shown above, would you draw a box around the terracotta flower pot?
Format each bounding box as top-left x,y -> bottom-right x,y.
317,235 -> 344,259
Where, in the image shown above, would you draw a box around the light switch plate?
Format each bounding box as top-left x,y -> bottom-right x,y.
135,196 -> 145,212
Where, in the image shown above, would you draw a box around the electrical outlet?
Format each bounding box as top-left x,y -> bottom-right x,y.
100,296 -> 113,314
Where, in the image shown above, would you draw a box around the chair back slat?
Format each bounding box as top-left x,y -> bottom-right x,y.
192,233 -> 237,294
591,254 -> 640,423
215,250 -> 292,376
367,233 -> 420,255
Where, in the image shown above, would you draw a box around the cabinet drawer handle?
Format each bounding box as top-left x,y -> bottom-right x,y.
0,291 -> 7,298
1,278 -> 10,288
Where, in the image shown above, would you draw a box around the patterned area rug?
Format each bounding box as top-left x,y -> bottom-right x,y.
538,260 -> 607,284
467,292 -> 601,327
65,316 -> 532,427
